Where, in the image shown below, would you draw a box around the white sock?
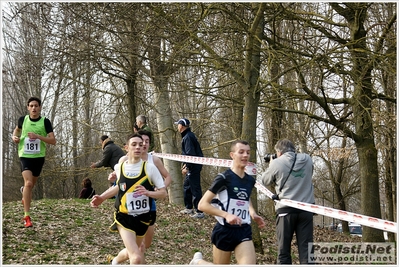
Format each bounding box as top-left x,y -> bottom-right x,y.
112,258 -> 119,265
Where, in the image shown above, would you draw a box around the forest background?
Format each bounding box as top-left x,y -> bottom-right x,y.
1,2 -> 396,246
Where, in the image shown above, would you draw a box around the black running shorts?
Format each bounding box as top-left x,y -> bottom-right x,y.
149,210 -> 156,226
211,222 -> 252,251
110,211 -> 151,237
20,157 -> 45,177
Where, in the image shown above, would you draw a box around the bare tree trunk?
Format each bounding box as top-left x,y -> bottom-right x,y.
146,22 -> 184,204
241,3 -> 266,254
155,89 -> 183,204
343,4 -> 384,241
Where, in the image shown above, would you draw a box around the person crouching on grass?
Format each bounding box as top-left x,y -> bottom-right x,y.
90,133 -> 167,265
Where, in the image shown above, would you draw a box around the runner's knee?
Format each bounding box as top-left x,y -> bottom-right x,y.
24,181 -> 35,189
128,252 -> 142,265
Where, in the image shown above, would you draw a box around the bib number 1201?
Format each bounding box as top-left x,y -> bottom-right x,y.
228,199 -> 250,224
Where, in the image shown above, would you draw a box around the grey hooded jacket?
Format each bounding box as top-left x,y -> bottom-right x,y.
261,151 -> 315,213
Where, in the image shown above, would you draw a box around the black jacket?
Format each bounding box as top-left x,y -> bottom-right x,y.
181,128 -> 203,170
93,139 -> 125,170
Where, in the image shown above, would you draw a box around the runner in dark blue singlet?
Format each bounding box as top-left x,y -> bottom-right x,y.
189,140 -> 265,265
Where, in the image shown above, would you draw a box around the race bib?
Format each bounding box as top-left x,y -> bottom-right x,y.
126,192 -> 150,215
228,199 -> 250,224
24,138 -> 41,154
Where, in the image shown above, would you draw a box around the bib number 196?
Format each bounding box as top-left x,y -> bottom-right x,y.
126,193 -> 150,215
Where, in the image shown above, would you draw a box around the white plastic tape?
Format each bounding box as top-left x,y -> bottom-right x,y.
152,152 -> 258,175
153,152 -> 397,233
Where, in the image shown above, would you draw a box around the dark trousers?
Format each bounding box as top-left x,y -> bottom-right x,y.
183,166 -> 203,213
276,211 -> 313,264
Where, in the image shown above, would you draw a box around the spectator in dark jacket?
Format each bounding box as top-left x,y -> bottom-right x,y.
79,178 -> 95,199
91,135 -> 126,187
175,118 -> 204,219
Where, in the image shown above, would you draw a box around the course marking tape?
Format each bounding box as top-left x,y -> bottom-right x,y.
152,152 -> 257,174
153,152 -> 397,233
254,181 -> 397,233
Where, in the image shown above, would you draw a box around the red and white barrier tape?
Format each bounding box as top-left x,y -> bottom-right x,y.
255,181 -> 397,233
152,152 -> 258,175
153,152 -> 397,233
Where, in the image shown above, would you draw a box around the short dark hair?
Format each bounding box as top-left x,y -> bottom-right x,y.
126,132 -> 143,143
27,97 -> 41,106
100,135 -> 108,141
231,140 -> 250,151
137,129 -> 152,143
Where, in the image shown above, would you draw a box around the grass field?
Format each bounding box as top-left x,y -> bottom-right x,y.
2,197 -> 364,265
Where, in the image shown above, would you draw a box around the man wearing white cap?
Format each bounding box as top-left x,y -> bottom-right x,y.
175,118 -> 204,219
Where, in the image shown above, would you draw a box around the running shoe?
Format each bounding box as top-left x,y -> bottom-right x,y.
106,255 -> 114,264
180,208 -> 194,214
190,252 -> 203,265
23,216 -> 32,228
191,212 -> 205,219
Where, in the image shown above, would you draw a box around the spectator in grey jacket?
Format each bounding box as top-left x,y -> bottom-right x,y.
260,139 -> 315,264
91,135 -> 126,187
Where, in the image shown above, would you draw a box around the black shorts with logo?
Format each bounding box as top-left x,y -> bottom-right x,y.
211,222 -> 252,251
110,211 -> 151,237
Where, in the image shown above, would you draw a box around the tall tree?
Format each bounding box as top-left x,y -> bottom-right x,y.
181,2 -> 267,252
261,3 -> 396,241
141,3 -> 195,204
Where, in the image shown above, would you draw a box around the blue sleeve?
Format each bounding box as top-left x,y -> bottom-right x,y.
183,136 -> 196,156
183,133 -> 203,170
